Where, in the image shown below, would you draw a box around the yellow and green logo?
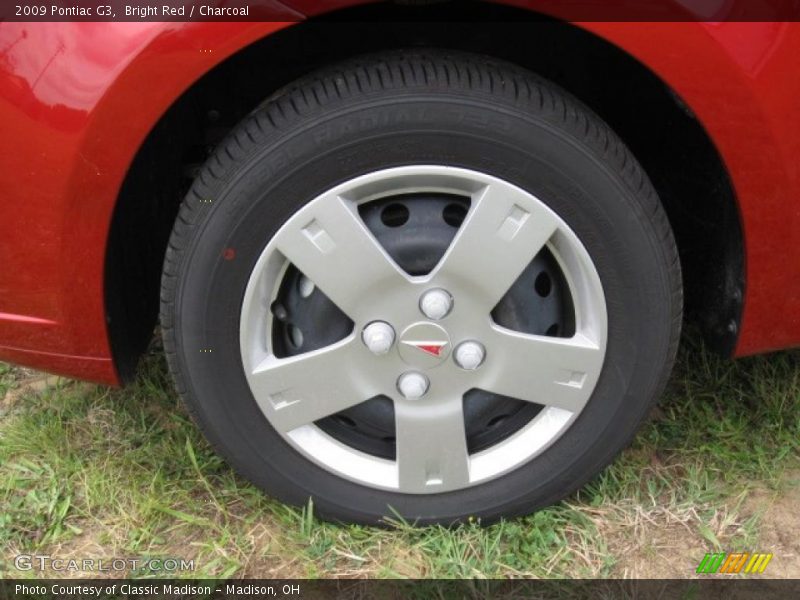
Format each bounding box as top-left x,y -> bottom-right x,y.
696,552 -> 773,574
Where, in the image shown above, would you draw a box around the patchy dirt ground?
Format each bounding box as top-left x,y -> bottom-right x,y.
741,474 -> 800,579
606,472 -> 800,579
605,506 -> 724,578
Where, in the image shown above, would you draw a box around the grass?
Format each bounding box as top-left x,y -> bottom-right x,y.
1,335 -> 799,579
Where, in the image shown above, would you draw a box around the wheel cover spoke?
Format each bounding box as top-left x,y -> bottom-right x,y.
395,396 -> 471,492
433,181 -> 559,312
249,336 -> 365,432
272,193 -> 411,322
484,329 -> 604,413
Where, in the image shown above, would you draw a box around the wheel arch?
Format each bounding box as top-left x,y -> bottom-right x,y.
104,6 -> 745,382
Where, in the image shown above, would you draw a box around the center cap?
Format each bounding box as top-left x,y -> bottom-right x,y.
398,322 -> 451,368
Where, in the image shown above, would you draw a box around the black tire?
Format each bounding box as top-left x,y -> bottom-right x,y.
160,50 -> 681,525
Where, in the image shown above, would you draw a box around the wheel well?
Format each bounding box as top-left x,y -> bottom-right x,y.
105,3 -> 743,382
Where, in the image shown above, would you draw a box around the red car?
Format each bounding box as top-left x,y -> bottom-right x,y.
2,2 -> 799,524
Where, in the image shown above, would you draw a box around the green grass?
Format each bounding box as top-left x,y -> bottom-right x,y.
0,363 -> 16,404
1,336 -> 799,578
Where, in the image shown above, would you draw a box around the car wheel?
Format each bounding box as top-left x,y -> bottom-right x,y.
160,51 -> 681,525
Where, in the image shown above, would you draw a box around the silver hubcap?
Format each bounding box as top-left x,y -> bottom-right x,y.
240,166 -> 607,494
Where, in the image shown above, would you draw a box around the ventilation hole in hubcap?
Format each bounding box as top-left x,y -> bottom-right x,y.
288,325 -> 304,349
270,300 -> 288,322
297,276 -> 315,298
334,415 -> 358,428
442,202 -> 468,227
464,388 -> 543,453
380,203 -> 409,227
486,414 -> 509,428
535,271 -> 552,297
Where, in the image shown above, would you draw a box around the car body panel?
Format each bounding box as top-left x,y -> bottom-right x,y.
580,21 -> 800,356
0,21 -> 291,383
0,5 -> 799,384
